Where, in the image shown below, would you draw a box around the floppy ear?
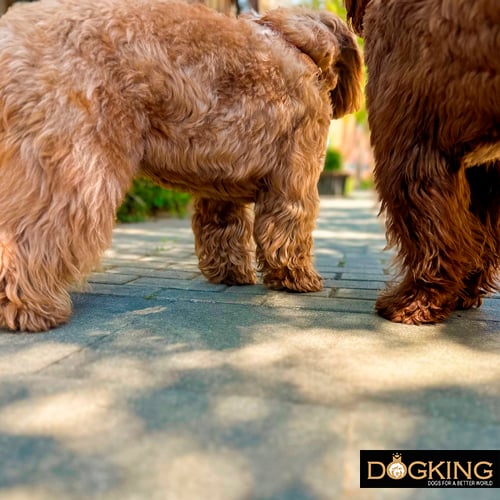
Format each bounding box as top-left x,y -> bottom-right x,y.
344,0 -> 372,36
257,8 -> 363,119
317,10 -> 363,118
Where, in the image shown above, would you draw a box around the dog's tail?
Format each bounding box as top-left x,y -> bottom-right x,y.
256,8 -> 363,118
344,0 -> 372,35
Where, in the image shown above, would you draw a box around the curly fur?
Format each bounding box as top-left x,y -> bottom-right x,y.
345,0 -> 500,324
0,0 -> 362,331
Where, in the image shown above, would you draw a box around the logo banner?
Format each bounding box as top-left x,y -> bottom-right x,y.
360,450 -> 500,488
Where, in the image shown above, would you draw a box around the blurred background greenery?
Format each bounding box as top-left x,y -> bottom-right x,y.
117,179 -> 191,223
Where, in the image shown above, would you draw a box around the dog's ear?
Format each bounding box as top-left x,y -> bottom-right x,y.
319,10 -> 364,119
344,0 -> 371,36
257,8 -> 363,118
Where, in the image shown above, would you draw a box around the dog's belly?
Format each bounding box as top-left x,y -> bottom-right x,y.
462,142 -> 500,168
145,170 -> 259,203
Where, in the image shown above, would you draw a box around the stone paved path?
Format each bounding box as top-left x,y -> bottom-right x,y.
0,192 -> 498,499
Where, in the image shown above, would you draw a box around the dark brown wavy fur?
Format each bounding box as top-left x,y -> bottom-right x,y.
344,0 -> 372,35
345,0 -> 500,324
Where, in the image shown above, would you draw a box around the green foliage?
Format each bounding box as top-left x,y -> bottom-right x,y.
299,0 -> 347,18
117,178 -> 191,222
344,175 -> 355,195
354,105 -> 367,125
323,148 -> 343,171
359,176 -> 375,190
324,0 -> 347,18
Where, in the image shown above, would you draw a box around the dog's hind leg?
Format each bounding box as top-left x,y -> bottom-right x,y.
375,150 -> 482,324
457,162 -> 500,309
0,146 -> 133,332
192,197 -> 257,285
253,171 -> 323,293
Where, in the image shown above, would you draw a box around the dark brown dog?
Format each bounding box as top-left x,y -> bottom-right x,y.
345,0 -> 500,324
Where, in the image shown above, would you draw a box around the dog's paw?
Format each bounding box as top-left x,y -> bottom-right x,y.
220,270 -> 258,286
263,267 -> 323,293
456,294 -> 483,311
203,266 -> 257,286
375,286 -> 454,325
0,303 -> 68,332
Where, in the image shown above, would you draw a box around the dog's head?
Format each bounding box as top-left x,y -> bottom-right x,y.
256,8 -> 363,119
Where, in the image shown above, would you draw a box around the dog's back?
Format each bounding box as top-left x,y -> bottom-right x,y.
0,0 -> 358,195
347,0 -> 500,166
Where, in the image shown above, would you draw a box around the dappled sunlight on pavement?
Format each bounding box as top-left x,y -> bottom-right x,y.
0,192 -> 498,499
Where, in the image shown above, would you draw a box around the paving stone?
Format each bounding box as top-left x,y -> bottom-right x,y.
339,272 -> 387,281
223,285 -> 270,296
317,267 -> 387,277
108,267 -> 201,280
88,272 -> 139,285
129,277 -> 228,292
323,279 -> 387,290
263,294 -> 375,313
333,288 -> 379,300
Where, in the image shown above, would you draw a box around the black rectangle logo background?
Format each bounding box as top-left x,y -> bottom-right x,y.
360,450 -> 500,488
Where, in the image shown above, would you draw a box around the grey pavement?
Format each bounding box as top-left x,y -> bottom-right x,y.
0,191 -> 499,500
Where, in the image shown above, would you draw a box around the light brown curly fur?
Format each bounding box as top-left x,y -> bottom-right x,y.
345,0 -> 500,324
0,0 -> 362,331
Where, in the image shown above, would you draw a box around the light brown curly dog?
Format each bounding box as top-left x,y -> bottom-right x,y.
0,0 -> 362,331
346,0 -> 500,324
